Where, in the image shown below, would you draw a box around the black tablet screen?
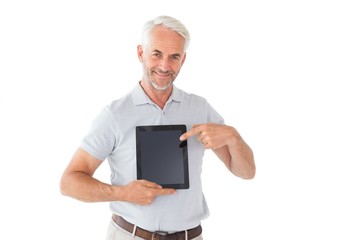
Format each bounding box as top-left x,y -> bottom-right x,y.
136,125 -> 189,189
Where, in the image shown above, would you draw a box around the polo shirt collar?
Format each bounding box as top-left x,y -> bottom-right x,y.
131,83 -> 182,106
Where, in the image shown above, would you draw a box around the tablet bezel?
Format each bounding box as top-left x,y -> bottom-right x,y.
136,124 -> 189,189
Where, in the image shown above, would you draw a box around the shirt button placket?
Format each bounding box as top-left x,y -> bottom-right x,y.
161,111 -> 166,124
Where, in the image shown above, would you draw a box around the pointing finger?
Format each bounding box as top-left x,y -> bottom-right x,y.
179,125 -> 203,141
152,188 -> 176,196
139,180 -> 162,189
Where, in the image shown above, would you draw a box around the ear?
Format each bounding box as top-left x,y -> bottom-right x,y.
181,52 -> 187,66
137,45 -> 144,63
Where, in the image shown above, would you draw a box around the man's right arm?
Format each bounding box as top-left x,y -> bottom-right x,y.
60,148 -> 175,205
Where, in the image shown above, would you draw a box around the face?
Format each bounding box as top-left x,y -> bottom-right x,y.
138,26 -> 187,92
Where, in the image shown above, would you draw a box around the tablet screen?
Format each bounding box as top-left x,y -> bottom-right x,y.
136,125 -> 189,189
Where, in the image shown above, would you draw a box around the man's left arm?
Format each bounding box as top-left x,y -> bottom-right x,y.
180,123 -> 256,179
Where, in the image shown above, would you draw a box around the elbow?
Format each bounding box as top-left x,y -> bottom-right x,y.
241,151 -> 256,179
59,175 -> 71,197
231,162 -> 256,180
59,181 -> 67,196
233,167 -> 256,180
241,167 -> 256,179
231,155 -> 256,180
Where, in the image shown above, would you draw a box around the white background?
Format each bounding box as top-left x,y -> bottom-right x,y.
1,0 -> 359,239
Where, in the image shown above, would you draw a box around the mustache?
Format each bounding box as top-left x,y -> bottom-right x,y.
154,68 -> 175,75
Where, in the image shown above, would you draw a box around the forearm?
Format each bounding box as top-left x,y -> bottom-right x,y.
60,148 -> 175,205
228,133 -> 255,178
60,171 -> 122,203
214,128 -> 256,179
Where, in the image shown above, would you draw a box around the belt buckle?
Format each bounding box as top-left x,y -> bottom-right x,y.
151,231 -> 168,240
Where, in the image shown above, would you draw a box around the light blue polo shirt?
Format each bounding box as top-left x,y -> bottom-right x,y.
80,83 -> 224,232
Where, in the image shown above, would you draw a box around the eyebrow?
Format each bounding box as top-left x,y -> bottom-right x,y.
153,49 -> 181,58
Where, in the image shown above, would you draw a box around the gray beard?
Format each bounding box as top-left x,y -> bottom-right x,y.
143,63 -> 177,91
150,78 -> 174,91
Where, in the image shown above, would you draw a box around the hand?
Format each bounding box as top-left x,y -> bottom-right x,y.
122,180 -> 176,205
180,123 -> 256,179
180,123 -> 236,149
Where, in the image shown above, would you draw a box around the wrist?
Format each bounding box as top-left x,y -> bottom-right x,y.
226,126 -> 242,147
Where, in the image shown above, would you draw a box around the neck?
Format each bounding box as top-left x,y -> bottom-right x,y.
139,81 -> 173,109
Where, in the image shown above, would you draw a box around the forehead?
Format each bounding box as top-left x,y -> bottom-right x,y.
147,26 -> 185,54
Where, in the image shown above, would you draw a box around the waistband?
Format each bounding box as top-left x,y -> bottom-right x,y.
112,214 -> 202,240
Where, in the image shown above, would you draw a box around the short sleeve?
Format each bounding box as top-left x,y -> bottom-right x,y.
80,106 -> 117,160
206,101 -> 225,125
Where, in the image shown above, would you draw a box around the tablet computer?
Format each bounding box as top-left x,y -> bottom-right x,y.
136,124 -> 189,189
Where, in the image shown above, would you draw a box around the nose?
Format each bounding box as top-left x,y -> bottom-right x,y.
158,58 -> 171,72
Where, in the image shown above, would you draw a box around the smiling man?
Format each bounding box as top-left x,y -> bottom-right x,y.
60,15 -> 256,240
138,19 -> 187,107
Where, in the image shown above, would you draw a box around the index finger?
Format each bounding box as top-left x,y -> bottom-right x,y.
179,125 -> 203,141
151,187 -> 176,196
138,179 -> 162,189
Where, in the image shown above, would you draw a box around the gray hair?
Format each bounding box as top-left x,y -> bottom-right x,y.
141,15 -> 190,51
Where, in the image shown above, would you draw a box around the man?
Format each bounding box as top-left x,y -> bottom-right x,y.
60,15 -> 256,240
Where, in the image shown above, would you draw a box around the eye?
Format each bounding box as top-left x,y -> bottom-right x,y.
171,55 -> 180,61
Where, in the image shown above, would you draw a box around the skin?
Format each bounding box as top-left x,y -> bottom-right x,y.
60,25 -> 255,206
137,25 -> 186,109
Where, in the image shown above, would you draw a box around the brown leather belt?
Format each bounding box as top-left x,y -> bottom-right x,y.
112,214 -> 202,240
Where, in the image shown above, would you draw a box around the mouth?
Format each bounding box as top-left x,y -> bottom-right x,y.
154,69 -> 174,78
